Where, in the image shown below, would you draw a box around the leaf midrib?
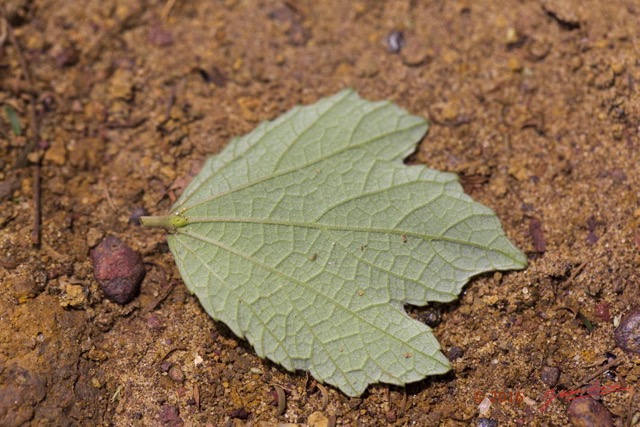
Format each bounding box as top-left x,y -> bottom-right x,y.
179,216 -> 523,265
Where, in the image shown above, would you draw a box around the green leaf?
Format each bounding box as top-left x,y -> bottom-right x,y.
3,105 -> 22,136
142,90 -> 526,396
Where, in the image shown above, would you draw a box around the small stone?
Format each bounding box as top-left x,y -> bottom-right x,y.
507,57 -> 523,72
614,306 -> 640,354
12,271 -> 45,303
108,69 -> 134,100
147,314 -> 166,331
505,27 -> 519,45
50,43 -> 79,68
540,366 -> 561,387
386,30 -> 404,53
86,228 -> 105,248
566,397 -> 613,427
385,409 -> 397,423
227,408 -> 250,420
594,303 -> 611,322
355,52 -> 379,77
91,236 -> 145,304
307,411 -> 329,427
448,346 -> 464,361
158,404 -> 183,426
61,281 -> 86,308
418,308 -> 441,327
610,62 -> 625,75
44,139 -> 67,166
148,24 -> 174,47
168,365 -> 184,383
477,418 -> 498,427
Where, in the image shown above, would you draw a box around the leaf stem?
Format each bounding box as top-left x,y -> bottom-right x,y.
140,213 -> 188,230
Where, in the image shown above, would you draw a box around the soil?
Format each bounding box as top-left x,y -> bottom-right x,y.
1,0 -> 639,426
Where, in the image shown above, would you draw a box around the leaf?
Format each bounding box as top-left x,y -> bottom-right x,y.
142,90 -> 526,396
3,105 -> 22,136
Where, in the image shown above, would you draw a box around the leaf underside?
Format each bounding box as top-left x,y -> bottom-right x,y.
163,90 -> 526,396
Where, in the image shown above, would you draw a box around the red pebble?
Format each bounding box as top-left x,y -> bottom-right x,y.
90,236 -> 145,304
594,303 -> 611,322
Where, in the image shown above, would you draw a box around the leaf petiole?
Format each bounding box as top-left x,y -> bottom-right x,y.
140,213 -> 188,230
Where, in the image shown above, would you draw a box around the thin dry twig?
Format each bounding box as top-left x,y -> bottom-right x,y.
161,0 -> 178,20
103,183 -> 119,212
1,12 -> 39,169
578,358 -> 623,387
0,16 -> 7,50
398,388 -> 407,417
1,8 -> 43,247
624,385 -> 636,427
315,382 -> 329,411
32,162 -> 41,246
272,384 -> 287,416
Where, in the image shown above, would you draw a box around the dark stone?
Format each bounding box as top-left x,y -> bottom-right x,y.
158,404 -> 183,426
540,366 -> 561,387
91,236 -> 145,304
477,418 -> 498,427
448,346 -> 464,361
227,408 -> 250,419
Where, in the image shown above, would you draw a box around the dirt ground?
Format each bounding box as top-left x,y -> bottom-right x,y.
1,0 -> 639,425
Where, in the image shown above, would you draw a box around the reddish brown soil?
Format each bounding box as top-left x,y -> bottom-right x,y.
1,0 -> 639,425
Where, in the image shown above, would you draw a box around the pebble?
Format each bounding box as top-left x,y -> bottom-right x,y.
158,404 -> 183,426
448,346 -> 464,361
227,408 -> 250,419
168,365 -> 184,383
614,306 -> 640,354
594,303 -> 611,322
12,271 -> 45,303
477,418 -> 498,427
540,366 -> 561,387
385,409 -> 397,423
566,397 -> 613,427
60,282 -> 86,308
307,411 -> 329,427
418,308 -> 441,327
90,236 -> 145,304
386,30 -> 405,53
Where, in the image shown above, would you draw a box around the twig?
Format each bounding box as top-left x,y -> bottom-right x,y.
1,10 -> 39,169
578,358 -> 622,387
0,16 -> 7,50
624,385 -> 636,427
272,384 -> 287,416
161,0 -> 178,20
103,183 -> 119,212
316,382 -> 329,410
1,9 -> 43,248
32,162 -> 41,246
398,388 -> 407,417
